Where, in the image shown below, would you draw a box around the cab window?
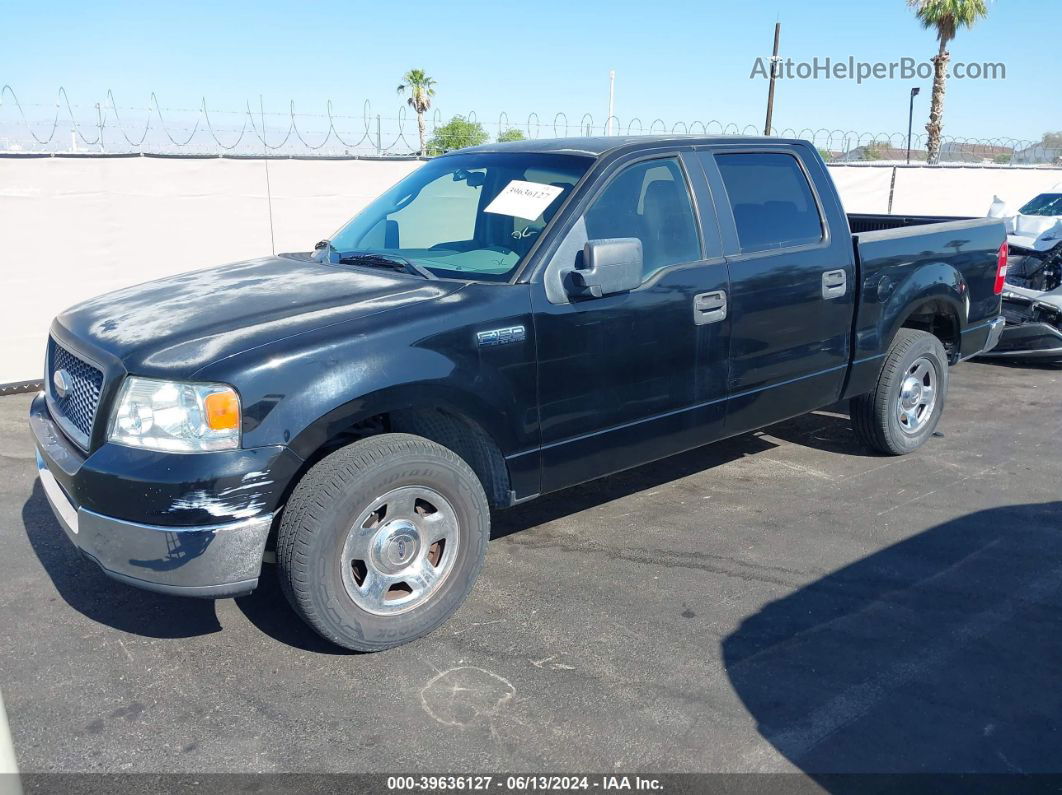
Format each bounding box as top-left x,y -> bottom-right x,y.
710,152 -> 824,253
582,158 -> 702,281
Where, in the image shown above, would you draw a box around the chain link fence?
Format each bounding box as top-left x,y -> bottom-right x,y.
2,86 -> 1059,165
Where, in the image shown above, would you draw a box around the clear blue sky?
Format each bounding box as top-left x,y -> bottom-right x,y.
1,0 -> 1056,143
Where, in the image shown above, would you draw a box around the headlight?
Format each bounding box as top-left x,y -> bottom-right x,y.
109,377 -> 241,452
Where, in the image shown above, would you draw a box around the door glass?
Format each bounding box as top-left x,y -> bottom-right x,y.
710,152 -> 824,253
582,158 -> 701,280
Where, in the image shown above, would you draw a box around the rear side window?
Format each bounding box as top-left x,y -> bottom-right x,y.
710,152 -> 824,253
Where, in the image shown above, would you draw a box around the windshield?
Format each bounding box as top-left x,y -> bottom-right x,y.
328,152 -> 593,282
1018,193 -> 1062,217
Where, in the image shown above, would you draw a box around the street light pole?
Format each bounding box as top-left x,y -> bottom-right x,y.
906,86 -> 921,164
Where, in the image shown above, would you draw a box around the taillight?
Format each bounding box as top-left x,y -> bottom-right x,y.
994,242 -> 1008,295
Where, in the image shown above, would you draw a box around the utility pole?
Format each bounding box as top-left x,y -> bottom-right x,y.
906,87 -> 921,164
607,70 -> 616,135
763,22 -> 781,136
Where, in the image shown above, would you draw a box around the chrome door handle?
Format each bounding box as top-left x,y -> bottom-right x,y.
822,269 -> 847,299
693,290 -> 727,325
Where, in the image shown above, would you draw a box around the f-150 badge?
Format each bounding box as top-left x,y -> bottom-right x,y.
476,326 -> 526,347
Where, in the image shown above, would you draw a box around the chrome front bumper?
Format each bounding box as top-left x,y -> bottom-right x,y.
35,449 -> 272,598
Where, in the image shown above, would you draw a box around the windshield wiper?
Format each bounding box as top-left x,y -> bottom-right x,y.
338,252 -> 436,280
312,242 -> 436,279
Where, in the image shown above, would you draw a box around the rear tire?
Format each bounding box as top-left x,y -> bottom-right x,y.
850,328 -> 948,455
276,433 -> 490,652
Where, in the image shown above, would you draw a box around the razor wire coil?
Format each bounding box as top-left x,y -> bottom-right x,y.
0,86 -> 1055,165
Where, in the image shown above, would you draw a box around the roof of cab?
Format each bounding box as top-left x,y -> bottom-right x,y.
448,135 -> 805,158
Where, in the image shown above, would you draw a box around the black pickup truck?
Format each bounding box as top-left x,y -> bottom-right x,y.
30,136 -> 1007,651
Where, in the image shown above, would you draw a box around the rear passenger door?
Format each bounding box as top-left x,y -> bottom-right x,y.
695,146 -> 856,434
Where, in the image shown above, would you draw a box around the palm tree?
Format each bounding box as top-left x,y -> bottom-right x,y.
908,0 -> 990,165
397,69 -> 436,156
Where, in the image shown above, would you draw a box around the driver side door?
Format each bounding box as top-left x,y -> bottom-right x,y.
529,152 -> 730,494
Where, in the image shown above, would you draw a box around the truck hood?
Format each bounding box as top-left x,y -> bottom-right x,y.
56,255 -> 463,376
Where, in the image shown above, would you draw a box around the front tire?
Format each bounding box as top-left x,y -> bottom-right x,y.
276,433 -> 490,652
850,328 -> 949,455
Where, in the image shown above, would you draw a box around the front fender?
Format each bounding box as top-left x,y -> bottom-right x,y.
285,377 -> 528,464
193,281 -> 538,485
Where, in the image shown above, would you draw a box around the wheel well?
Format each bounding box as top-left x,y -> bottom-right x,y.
389,408 -> 511,508
294,407 -> 512,510
900,301 -> 960,363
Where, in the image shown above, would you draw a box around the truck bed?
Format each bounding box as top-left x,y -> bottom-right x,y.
846,217 -> 1006,398
848,213 -> 972,234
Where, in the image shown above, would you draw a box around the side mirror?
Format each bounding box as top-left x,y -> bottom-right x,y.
569,238 -> 643,298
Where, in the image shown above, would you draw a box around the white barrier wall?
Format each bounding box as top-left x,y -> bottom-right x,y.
3,156 -> 1061,384
889,167 -> 1062,216
2,156 -> 419,384
824,167 -> 897,214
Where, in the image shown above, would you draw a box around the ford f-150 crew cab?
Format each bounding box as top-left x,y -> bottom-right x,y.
30,136 -> 1007,651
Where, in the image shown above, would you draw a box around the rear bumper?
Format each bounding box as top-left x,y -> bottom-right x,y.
981,316 -> 1006,355
35,448 -> 272,598
960,316 -> 1005,360
978,320 -> 1062,361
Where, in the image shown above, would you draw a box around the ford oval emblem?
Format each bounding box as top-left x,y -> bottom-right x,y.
52,368 -> 71,399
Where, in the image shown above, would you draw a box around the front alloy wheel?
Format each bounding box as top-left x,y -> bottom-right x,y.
341,486 -> 460,616
276,433 -> 490,652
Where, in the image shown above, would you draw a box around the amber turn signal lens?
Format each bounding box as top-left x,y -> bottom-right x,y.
204,390 -> 240,431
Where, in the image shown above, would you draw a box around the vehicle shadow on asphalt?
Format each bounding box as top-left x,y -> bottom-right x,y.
234,571 -> 354,655
21,481 -> 223,638
492,409 -> 871,538
722,500 -> 1062,778
760,408 -> 881,459
975,357 -> 1062,371
491,432 -> 778,539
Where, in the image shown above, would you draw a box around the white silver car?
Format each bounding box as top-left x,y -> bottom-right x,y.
982,189 -> 1062,361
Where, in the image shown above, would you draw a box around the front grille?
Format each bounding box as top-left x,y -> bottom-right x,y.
48,338 -> 104,445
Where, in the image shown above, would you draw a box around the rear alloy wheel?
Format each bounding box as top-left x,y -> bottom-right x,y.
276,433 -> 490,652
895,356 -> 938,436
850,328 -> 949,455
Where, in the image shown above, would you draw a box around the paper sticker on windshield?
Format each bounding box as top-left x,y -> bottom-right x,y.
484,180 -> 565,221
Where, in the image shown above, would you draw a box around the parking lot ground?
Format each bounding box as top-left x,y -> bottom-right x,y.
1,360 -> 1061,777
